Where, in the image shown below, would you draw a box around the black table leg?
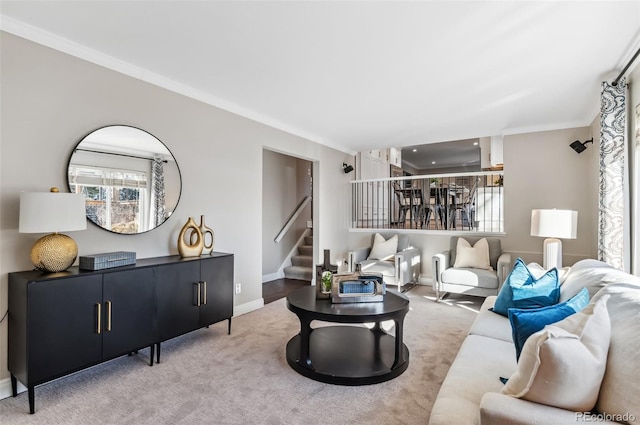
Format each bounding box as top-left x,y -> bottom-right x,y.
298,316 -> 314,370
392,316 -> 405,369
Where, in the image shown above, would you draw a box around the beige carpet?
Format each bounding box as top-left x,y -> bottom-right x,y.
0,285 -> 482,425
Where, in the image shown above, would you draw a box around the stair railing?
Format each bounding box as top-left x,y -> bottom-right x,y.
274,195 -> 312,243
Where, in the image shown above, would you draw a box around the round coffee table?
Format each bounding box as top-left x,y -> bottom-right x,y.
285,286 -> 410,385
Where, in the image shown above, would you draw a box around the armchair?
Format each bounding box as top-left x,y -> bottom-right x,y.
348,233 -> 421,291
432,236 -> 511,301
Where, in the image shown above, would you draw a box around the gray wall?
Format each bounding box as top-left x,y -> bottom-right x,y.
262,149 -> 311,278
349,125 -> 599,280
0,32 -> 353,386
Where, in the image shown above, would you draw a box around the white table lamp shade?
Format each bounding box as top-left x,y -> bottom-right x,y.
19,190 -> 87,273
530,209 -> 578,270
19,192 -> 87,233
530,209 -> 578,239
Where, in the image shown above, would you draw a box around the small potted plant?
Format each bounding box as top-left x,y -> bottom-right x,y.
321,271 -> 333,294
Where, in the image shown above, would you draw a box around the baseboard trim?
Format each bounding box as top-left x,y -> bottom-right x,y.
0,377 -> 26,401
419,275 -> 433,285
233,299 -> 264,317
262,272 -> 283,283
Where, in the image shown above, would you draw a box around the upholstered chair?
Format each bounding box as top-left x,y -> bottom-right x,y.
432,236 -> 511,301
348,233 -> 421,291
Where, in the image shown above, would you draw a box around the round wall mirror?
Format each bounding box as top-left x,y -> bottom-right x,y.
67,125 -> 182,234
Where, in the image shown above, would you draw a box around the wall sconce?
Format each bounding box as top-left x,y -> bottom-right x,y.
342,163 -> 354,174
19,187 -> 87,272
569,138 -> 593,154
530,209 -> 578,269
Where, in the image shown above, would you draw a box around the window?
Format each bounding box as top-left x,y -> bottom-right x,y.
69,165 -> 149,233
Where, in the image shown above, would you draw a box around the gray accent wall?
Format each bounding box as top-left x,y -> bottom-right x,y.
0,31 -> 353,385
262,150 -> 311,278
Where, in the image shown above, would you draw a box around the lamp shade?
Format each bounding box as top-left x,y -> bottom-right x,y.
530,209 -> 578,239
19,191 -> 87,233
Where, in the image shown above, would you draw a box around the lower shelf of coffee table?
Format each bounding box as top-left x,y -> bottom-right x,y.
286,326 -> 409,385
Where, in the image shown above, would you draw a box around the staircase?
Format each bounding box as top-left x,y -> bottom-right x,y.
283,232 -> 313,281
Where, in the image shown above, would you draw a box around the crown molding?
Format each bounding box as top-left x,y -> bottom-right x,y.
0,15 -> 355,155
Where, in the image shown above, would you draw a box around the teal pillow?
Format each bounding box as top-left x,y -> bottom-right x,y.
508,288 -> 590,360
492,258 -> 560,317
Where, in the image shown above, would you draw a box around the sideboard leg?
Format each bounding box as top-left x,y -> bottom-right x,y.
149,344 -> 155,366
10,374 -> 17,397
28,386 -> 35,414
228,318 -> 232,335
156,343 -> 161,364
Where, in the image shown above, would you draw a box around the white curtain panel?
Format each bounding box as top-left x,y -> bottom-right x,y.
599,78 -> 627,269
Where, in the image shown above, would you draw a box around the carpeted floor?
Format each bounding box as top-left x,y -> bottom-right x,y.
0,285 -> 482,425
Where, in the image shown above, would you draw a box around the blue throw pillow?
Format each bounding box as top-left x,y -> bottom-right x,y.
492,258 -> 560,317
508,288 -> 590,360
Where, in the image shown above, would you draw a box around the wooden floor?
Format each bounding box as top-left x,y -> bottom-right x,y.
263,278 -> 310,304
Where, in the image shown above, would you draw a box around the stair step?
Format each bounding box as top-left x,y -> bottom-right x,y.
298,245 -> 312,256
304,235 -> 313,245
284,265 -> 313,281
292,255 -> 313,267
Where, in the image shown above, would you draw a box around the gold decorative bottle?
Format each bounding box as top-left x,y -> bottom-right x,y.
178,217 -> 204,257
198,215 -> 215,255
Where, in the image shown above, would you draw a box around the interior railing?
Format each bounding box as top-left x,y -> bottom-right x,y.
275,195 -> 312,243
351,172 -> 504,232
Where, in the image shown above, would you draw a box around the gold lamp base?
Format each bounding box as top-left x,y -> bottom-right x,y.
30,232 -> 78,272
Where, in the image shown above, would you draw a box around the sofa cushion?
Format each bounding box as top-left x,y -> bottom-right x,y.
502,295 -> 611,412
453,237 -> 492,270
429,335 -> 517,425
592,283 -> 640,425
367,233 -> 398,260
468,296 -> 513,343
358,259 -> 395,277
492,258 -> 560,317
508,287 -> 589,360
559,259 -> 640,302
441,268 -> 499,289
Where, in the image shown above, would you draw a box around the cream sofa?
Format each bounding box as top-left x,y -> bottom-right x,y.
429,259 -> 640,425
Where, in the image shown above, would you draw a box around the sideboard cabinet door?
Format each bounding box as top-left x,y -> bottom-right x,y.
156,261 -> 201,341
102,268 -> 157,360
199,255 -> 234,327
28,275 -> 103,384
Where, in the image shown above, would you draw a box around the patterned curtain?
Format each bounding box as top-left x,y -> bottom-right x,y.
599,78 -> 627,269
150,158 -> 166,227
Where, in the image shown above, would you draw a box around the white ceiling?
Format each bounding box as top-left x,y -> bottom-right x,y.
2,1 -> 640,155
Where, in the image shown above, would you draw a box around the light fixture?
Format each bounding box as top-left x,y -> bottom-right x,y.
342,163 -> 354,174
530,209 -> 578,270
19,187 -> 87,272
569,138 -> 593,154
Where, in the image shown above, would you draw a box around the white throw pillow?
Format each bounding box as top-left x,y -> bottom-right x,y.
501,295 -> 611,412
453,238 -> 492,270
367,234 -> 398,261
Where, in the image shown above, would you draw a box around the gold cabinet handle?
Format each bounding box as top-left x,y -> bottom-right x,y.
96,303 -> 101,334
202,281 -> 207,305
106,301 -> 112,332
194,282 -> 201,306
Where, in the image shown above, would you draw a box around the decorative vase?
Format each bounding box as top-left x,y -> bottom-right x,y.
195,215 -> 215,255
178,217 -> 204,257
